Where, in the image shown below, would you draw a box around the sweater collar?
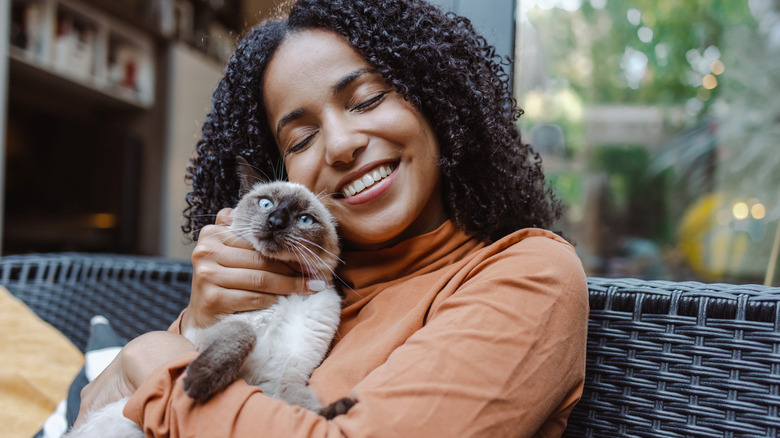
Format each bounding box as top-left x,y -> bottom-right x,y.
336,220 -> 483,295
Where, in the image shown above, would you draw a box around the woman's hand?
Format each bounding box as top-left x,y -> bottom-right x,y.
182,208 -> 315,333
73,331 -> 195,428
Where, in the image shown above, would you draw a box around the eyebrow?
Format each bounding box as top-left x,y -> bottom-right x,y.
332,68 -> 374,94
275,68 -> 377,140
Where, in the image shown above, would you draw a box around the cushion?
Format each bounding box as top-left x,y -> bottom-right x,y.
0,286 -> 83,438
35,316 -> 126,438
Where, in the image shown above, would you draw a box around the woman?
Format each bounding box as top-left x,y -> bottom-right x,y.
77,0 -> 588,436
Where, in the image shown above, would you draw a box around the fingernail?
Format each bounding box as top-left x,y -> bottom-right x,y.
307,280 -> 326,292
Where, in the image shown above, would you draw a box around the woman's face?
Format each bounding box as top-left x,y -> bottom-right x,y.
262,29 -> 447,249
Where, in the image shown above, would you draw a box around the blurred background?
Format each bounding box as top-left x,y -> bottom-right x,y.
0,0 -> 778,286
515,0 -> 780,286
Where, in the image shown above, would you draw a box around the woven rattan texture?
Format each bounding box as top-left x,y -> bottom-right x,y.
0,253 -> 192,351
4,253 -> 780,436
564,277 -> 780,437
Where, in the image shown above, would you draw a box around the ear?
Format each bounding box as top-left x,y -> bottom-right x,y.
236,156 -> 265,197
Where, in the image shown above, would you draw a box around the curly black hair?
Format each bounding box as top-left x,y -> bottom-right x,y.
183,0 -> 562,243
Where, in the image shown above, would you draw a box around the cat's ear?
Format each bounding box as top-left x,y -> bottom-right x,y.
236,156 -> 265,197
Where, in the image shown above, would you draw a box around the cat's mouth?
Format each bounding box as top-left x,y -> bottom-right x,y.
336,161 -> 398,199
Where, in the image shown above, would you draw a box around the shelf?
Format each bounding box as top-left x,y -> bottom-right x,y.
10,0 -> 155,109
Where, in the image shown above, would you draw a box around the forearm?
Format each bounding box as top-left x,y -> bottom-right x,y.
125,354 -> 343,438
127,286 -> 587,437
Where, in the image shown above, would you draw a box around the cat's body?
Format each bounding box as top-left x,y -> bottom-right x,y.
65,158 -> 349,437
181,172 -> 343,411
183,286 -> 342,409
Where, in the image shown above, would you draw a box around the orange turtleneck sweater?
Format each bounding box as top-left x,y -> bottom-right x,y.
125,221 -> 589,437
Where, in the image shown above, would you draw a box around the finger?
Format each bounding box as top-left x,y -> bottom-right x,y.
205,288 -> 281,314
216,208 -> 234,226
193,230 -> 300,275
73,355 -> 133,428
194,264 -> 308,296
198,223 -> 255,251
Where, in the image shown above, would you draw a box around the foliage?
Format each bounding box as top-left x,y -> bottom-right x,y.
520,0 -> 778,282
526,0 -> 756,116
589,144 -> 672,243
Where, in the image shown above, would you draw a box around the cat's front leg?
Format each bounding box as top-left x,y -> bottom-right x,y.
183,319 -> 257,403
318,397 -> 357,420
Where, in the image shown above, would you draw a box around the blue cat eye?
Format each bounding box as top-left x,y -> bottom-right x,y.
258,198 -> 274,210
298,215 -> 314,225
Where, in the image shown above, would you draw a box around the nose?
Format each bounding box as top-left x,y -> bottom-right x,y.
323,113 -> 367,166
267,199 -> 293,231
267,207 -> 289,231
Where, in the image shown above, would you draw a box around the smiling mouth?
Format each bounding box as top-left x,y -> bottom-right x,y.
341,163 -> 397,198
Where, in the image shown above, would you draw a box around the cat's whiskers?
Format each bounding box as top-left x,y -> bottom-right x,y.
287,236 -> 357,296
290,236 -> 343,265
221,225 -> 255,242
288,237 -> 339,278
190,213 -> 219,220
288,246 -> 321,285
286,239 -> 331,280
315,191 -> 341,202
241,160 -> 274,184
288,244 -> 330,286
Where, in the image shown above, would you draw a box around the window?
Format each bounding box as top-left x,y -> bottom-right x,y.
515,0 -> 780,285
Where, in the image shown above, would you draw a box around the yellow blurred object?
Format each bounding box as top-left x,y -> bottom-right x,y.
0,286 -> 84,438
752,203 -> 766,220
678,193 -> 768,280
703,74 -> 718,90
733,202 -> 749,220
678,193 -> 721,277
91,213 -> 117,229
711,59 -> 725,75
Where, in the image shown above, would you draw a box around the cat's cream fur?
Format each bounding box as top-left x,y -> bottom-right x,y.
65,158 -> 346,437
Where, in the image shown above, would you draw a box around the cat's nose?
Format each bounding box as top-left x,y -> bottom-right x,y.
268,207 -> 290,231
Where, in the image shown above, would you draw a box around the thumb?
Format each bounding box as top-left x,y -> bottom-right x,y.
216,208 -> 235,226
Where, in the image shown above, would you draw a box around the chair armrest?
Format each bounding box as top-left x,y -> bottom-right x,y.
564,277 -> 780,437
0,253 -> 192,352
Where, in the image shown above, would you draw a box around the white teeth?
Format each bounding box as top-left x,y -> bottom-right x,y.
343,165 -> 394,198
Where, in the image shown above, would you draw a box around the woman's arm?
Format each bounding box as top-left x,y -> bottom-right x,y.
126,235 -> 589,438
73,331 -> 196,428
78,207 -> 319,422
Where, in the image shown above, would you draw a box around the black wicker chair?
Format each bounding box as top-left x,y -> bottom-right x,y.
0,253 -> 192,351
2,252 -> 780,437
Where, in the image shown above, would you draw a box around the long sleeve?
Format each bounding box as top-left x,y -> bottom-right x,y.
125,228 -> 588,437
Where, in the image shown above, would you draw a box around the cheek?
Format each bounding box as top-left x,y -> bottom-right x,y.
380,103 -> 438,155
284,154 -> 322,190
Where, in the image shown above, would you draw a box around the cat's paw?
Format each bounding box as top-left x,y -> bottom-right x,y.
182,360 -> 222,403
183,320 -> 257,403
318,397 -> 356,419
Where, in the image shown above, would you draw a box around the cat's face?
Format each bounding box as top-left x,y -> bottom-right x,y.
232,181 -> 340,277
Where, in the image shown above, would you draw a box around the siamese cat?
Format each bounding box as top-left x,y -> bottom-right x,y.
65,157 -> 352,438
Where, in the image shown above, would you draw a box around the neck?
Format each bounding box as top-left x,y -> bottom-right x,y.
344,212 -> 449,252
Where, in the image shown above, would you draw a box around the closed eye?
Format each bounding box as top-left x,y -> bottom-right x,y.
289,132 -> 317,154
353,93 -> 387,112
